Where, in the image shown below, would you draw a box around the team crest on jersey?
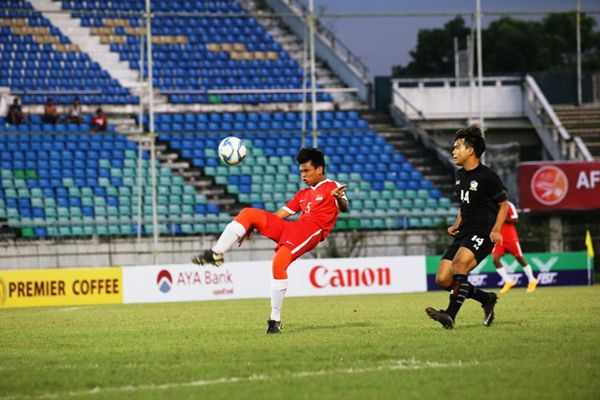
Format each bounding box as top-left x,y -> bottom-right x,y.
315,195 -> 324,201
469,180 -> 479,191
456,180 -> 460,185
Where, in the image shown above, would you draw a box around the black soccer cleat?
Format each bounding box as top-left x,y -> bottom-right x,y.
266,319 -> 282,334
191,249 -> 224,267
425,307 -> 454,329
483,292 -> 498,327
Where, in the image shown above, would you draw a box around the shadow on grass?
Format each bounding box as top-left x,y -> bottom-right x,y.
449,319 -> 523,330
289,321 -> 374,332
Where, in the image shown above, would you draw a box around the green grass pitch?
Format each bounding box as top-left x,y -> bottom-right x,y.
2,286 -> 600,399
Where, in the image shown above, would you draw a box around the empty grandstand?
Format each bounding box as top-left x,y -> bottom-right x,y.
0,0 -> 598,269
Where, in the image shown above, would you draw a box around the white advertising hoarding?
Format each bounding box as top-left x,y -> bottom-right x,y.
122,256 -> 427,304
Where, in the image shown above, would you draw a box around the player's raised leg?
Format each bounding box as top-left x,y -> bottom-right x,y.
192,208 -> 271,266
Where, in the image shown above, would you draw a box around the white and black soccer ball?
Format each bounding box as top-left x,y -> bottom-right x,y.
218,136 -> 247,166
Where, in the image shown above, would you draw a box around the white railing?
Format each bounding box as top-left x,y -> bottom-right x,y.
524,75 -> 593,161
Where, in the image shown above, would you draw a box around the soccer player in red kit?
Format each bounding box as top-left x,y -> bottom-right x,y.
192,147 -> 348,333
492,199 -> 538,293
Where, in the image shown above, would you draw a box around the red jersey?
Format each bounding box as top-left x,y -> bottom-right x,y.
282,179 -> 346,238
500,201 -> 519,240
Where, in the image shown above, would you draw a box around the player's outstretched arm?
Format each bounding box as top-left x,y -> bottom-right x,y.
331,184 -> 348,213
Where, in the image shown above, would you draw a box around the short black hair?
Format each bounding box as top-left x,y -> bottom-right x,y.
296,147 -> 325,170
455,125 -> 486,158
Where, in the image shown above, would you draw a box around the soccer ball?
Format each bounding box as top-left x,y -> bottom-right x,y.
218,136 -> 247,166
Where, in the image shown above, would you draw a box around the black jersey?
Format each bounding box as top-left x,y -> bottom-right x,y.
454,164 -> 506,234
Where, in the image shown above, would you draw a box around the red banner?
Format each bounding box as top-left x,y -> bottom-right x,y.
519,162 -> 600,211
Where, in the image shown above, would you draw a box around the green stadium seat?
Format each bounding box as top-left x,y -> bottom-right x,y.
336,220 -> 348,230
417,189 -> 430,198
408,217 -> 421,228
22,227 -> 35,238
439,198 -> 452,208
413,198 -> 426,209
81,197 -> 94,207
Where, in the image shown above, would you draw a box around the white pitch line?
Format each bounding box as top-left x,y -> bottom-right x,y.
1,359 -> 476,400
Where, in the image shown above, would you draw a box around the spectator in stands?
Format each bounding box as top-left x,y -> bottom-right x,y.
0,91 -> 8,121
6,97 -> 24,125
91,107 -> 108,132
42,98 -> 58,124
68,98 -> 82,124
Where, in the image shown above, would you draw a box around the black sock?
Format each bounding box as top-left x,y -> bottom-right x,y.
467,283 -> 491,305
445,274 -> 469,320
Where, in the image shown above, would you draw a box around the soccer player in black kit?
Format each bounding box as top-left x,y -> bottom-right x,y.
426,126 -> 508,329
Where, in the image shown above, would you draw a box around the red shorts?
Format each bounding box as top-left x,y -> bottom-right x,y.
492,238 -> 523,257
259,211 -> 324,260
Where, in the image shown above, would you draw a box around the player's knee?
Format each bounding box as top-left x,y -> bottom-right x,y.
237,207 -> 252,218
435,274 -> 452,289
451,259 -> 470,274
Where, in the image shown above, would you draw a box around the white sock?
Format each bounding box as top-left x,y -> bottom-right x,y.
211,221 -> 247,254
523,265 -> 536,282
270,279 -> 288,322
496,266 -> 510,283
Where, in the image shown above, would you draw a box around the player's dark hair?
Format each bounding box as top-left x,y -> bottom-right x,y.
455,125 -> 486,158
296,147 -> 325,171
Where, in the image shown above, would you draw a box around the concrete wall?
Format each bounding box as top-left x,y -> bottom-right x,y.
0,230 -> 437,270
392,77 -> 525,120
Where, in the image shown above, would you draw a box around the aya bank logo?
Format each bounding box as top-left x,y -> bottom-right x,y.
531,165 -> 568,206
156,269 -> 173,293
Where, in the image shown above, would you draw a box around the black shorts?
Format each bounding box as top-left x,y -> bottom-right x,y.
442,231 -> 494,264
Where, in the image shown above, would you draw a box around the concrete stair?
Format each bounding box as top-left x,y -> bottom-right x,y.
129,135 -> 246,215
30,0 -> 168,105
238,0 -> 365,111
554,105 -> 600,160
361,111 -> 455,198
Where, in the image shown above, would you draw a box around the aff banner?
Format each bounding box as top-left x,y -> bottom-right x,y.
519,162 -> 600,210
425,251 -> 592,291
0,267 -> 123,308
123,256 -> 427,304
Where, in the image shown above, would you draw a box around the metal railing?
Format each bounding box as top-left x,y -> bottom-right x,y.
524,75 -> 593,161
283,0 -> 369,82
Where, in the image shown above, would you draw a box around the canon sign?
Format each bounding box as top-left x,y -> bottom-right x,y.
309,265 -> 391,288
